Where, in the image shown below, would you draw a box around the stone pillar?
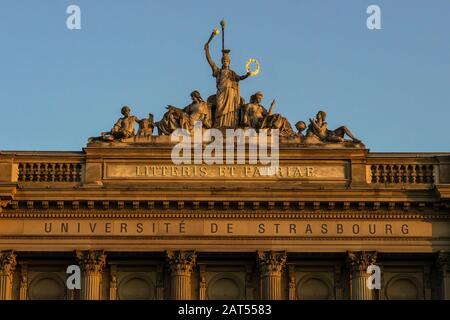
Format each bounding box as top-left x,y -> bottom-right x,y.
75,250 -> 106,300
156,265 -> 164,300
436,252 -> 450,300
19,264 -> 28,300
424,265 -> 432,300
257,251 -> 286,300
346,251 -> 377,300
199,276 -> 207,300
288,265 -> 296,300
334,264 -> 343,300
166,250 -> 196,300
109,265 -> 117,300
245,265 -> 255,299
0,251 -> 17,300
199,265 -> 207,300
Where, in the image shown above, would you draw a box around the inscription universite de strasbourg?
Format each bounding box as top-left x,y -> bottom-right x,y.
36,220 -> 413,237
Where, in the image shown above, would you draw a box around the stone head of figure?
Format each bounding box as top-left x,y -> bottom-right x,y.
121,106 -> 131,117
190,90 -> 204,103
250,92 -> 264,104
221,50 -> 230,69
295,121 -> 307,133
316,110 -> 327,122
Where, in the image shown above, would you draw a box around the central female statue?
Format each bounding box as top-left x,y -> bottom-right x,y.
204,43 -> 250,128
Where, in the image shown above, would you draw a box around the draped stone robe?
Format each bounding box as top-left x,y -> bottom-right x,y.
211,65 -> 242,128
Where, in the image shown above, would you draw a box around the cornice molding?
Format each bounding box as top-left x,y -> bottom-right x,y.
0,209 -> 448,220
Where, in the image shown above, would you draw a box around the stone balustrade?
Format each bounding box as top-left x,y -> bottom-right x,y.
17,162 -> 83,182
369,163 -> 435,184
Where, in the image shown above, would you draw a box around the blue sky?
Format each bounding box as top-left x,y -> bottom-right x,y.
0,0 -> 449,151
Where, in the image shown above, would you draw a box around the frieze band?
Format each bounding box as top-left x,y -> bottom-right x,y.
0,220 -> 429,237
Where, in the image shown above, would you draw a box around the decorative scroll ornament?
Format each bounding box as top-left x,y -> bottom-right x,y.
246,58 -> 260,76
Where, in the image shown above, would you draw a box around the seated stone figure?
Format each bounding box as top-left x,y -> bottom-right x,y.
156,90 -> 212,135
306,110 -> 361,144
137,113 -> 154,137
89,106 -> 139,142
241,91 -> 297,137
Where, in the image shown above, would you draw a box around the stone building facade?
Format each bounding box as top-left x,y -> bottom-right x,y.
0,140 -> 449,300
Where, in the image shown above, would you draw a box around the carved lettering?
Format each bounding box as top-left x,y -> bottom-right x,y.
108,164 -> 336,180
45,223 -> 52,233
305,224 -> 313,234
258,223 -> 265,234
89,223 -> 97,233
401,224 -> 409,235
289,224 -> 296,234
30,221 -> 416,237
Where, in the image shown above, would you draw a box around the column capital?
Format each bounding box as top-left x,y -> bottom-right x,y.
0,251 -> 17,277
166,250 -> 196,274
75,250 -> 106,273
257,251 -> 287,277
346,251 -> 377,272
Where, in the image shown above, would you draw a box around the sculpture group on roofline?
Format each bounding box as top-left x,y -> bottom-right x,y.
88,20 -> 362,147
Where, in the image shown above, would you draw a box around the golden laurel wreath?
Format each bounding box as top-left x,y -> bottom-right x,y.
245,58 -> 260,76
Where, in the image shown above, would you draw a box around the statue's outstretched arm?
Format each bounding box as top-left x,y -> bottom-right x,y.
204,43 -> 218,74
239,72 -> 251,81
